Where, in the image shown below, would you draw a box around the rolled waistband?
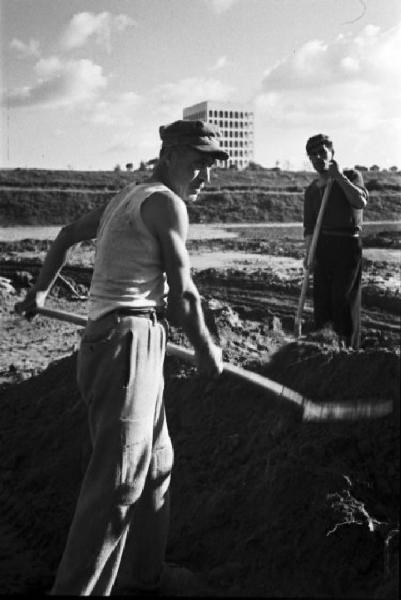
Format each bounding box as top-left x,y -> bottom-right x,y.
107,307 -> 166,321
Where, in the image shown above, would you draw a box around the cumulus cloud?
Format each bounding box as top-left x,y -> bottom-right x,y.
87,76 -> 233,137
10,38 -> 41,58
256,23 -> 401,132
205,0 -> 240,14
261,23 -> 400,91
150,77 -> 235,119
102,77 -> 236,160
60,11 -> 135,52
4,57 -> 107,108
89,92 -> 142,126
253,23 -> 401,167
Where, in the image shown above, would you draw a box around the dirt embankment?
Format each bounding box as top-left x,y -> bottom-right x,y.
0,290 -> 399,597
0,213 -> 399,597
1,168 -> 400,225
0,244 -> 400,598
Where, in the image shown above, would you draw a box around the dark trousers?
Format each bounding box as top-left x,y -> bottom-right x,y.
313,235 -> 362,349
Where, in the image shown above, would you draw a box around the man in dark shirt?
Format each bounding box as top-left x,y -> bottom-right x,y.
303,134 -> 368,349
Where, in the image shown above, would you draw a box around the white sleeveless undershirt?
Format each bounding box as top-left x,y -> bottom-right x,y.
88,182 -> 169,320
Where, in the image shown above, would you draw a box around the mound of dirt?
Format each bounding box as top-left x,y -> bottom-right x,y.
0,338 -> 398,597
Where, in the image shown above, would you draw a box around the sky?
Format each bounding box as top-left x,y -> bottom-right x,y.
1,0 -> 400,171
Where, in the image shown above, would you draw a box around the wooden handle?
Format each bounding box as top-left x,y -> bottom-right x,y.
35,306 -> 393,421
294,266 -> 311,336
36,307 -> 87,327
36,308 -> 307,412
294,179 -> 333,336
166,343 -> 306,409
306,179 -> 333,269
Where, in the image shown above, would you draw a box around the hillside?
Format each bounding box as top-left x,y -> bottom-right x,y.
0,167 -> 400,226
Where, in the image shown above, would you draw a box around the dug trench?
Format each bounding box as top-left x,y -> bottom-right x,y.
0,284 -> 399,598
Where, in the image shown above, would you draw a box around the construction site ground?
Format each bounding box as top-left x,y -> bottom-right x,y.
0,227 -> 399,598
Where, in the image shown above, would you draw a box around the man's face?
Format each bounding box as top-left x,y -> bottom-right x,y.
308,143 -> 334,174
167,147 -> 215,202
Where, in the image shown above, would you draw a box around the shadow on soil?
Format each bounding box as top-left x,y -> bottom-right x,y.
0,338 -> 399,597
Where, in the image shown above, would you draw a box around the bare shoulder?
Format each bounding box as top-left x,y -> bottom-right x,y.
147,188 -> 186,210
141,189 -> 188,235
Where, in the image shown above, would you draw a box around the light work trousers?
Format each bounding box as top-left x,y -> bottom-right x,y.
51,311 -> 173,596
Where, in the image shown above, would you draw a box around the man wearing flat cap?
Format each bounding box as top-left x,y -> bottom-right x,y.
15,119 -> 229,595
303,133 -> 368,349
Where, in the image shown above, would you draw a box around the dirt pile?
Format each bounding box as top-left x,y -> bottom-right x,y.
0,337 -> 399,597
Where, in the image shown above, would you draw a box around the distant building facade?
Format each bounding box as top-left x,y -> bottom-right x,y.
183,100 -> 254,169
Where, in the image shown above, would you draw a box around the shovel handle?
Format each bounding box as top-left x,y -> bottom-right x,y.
294,179 -> 333,336
35,307 -> 307,411
34,306 -> 392,421
36,306 -> 87,327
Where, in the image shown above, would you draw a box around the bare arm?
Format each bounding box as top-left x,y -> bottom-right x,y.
328,160 -> 367,209
15,205 -> 104,317
142,191 -> 222,376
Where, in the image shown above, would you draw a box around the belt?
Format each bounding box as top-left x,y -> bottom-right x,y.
110,307 -> 166,321
321,230 -> 359,238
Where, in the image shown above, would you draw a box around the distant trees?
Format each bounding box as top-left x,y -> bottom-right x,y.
246,161 -> 264,171
356,164 -> 398,173
126,163 -> 133,171
138,159 -> 157,171
114,164 -> 121,172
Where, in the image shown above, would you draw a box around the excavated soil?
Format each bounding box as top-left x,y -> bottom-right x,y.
0,233 -> 399,598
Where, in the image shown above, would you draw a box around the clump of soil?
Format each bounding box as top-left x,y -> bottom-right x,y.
0,337 -> 398,597
0,233 -> 399,597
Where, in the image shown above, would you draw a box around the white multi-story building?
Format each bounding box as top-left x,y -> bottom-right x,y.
183,100 -> 254,169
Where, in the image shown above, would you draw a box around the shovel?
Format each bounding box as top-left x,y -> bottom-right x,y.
294,179 -> 333,337
34,306 -> 392,421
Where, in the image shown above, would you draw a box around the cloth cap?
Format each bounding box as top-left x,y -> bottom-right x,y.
159,119 -> 229,161
306,134 -> 333,154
